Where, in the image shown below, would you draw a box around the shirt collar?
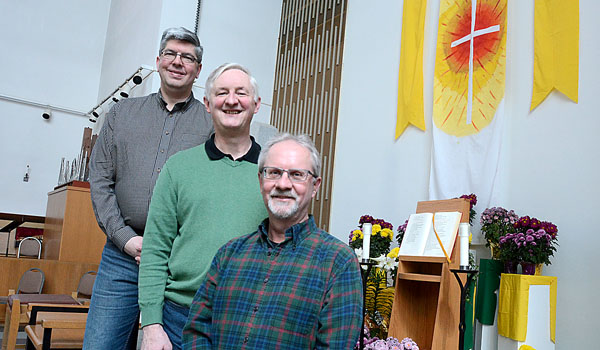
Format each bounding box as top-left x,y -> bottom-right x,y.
205,133 -> 261,163
156,89 -> 196,113
258,215 -> 316,248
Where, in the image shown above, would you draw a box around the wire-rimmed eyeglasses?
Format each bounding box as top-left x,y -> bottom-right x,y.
261,167 -> 316,182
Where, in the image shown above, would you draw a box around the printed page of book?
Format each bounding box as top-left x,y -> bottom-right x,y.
399,213 -> 434,256
422,211 -> 462,257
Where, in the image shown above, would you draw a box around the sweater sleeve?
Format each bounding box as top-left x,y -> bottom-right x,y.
138,165 -> 179,326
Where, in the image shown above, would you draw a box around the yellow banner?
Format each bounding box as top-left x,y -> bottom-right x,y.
395,0 -> 427,139
531,0 -> 579,110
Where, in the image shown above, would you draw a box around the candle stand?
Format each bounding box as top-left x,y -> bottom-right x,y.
451,268 -> 479,350
359,259 -> 377,350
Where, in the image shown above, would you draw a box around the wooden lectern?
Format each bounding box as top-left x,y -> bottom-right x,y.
43,182 -> 105,264
388,198 -> 470,350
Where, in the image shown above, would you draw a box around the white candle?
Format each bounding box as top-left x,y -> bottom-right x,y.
362,223 -> 372,260
459,223 -> 470,268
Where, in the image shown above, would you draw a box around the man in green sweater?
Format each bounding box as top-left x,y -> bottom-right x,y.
138,63 -> 268,350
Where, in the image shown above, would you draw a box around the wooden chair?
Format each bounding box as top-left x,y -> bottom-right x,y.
2,295 -> 78,350
24,304 -> 89,350
1,268 -> 45,349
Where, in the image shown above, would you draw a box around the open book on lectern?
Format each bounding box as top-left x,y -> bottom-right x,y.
398,211 -> 462,257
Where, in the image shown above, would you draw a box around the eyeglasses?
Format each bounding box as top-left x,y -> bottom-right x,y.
161,50 -> 199,65
261,167 -> 316,182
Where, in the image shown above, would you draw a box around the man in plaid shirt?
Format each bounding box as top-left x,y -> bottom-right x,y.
183,133 -> 363,349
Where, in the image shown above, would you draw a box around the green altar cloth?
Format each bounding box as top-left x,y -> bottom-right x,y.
475,258 -> 503,325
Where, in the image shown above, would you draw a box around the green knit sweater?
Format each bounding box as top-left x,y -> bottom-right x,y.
138,145 -> 268,327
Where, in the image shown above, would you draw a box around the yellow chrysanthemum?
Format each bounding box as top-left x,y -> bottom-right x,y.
381,228 -> 394,240
372,224 -> 382,234
351,235 -> 357,242
387,247 -> 400,258
352,229 -> 362,237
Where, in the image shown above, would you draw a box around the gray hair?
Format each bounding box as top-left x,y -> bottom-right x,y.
204,63 -> 260,102
159,27 -> 203,62
258,133 -> 321,178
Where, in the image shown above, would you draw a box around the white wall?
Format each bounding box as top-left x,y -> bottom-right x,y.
0,1 -> 111,215
503,1 -> 600,347
332,0 -> 600,348
97,0 -> 163,100
95,0 -> 281,131
331,0 -> 433,239
196,0 -> 282,124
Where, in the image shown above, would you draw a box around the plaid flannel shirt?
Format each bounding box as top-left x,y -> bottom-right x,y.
183,216 -> 363,350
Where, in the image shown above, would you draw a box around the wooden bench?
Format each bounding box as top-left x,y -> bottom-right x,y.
24,304 -> 88,350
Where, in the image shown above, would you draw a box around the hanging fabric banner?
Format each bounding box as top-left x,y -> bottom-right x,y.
429,0 -> 507,243
395,0 -> 428,139
432,0 -> 506,137
530,0 -> 579,110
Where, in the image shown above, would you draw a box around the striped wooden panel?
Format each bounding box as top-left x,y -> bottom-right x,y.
270,0 -> 348,231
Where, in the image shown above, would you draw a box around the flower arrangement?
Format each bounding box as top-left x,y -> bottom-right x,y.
372,247 -> 400,280
350,215 -> 397,340
459,193 -> 478,224
365,337 -> 419,350
395,219 -> 408,247
499,216 -> 558,265
355,328 -> 420,350
350,215 -> 394,259
480,207 -> 519,258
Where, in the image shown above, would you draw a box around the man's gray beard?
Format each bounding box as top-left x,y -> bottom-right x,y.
267,190 -> 299,219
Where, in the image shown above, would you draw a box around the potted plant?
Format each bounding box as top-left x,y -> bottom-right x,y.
480,207 -> 519,259
512,216 -> 559,274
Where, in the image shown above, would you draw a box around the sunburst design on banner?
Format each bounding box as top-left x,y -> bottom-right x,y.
433,0 -> 506,137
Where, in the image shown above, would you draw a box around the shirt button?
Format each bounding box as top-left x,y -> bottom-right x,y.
243,337 -> 248,343
157,168 -> 161,173
160,149 -> 165,153
165,131 -> 170,135
169,114 -> 173,118
263,277 -> 269,283
253,306 -> 258,312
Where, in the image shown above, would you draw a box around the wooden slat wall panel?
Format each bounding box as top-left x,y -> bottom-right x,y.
271,0 -> 347,231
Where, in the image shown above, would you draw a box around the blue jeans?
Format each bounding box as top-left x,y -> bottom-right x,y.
83,239 -> 140,350
162,299 -> 190,350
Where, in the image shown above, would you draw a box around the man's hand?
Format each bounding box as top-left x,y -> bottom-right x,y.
142,324 -> 172,350
124,236 -> 143,264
